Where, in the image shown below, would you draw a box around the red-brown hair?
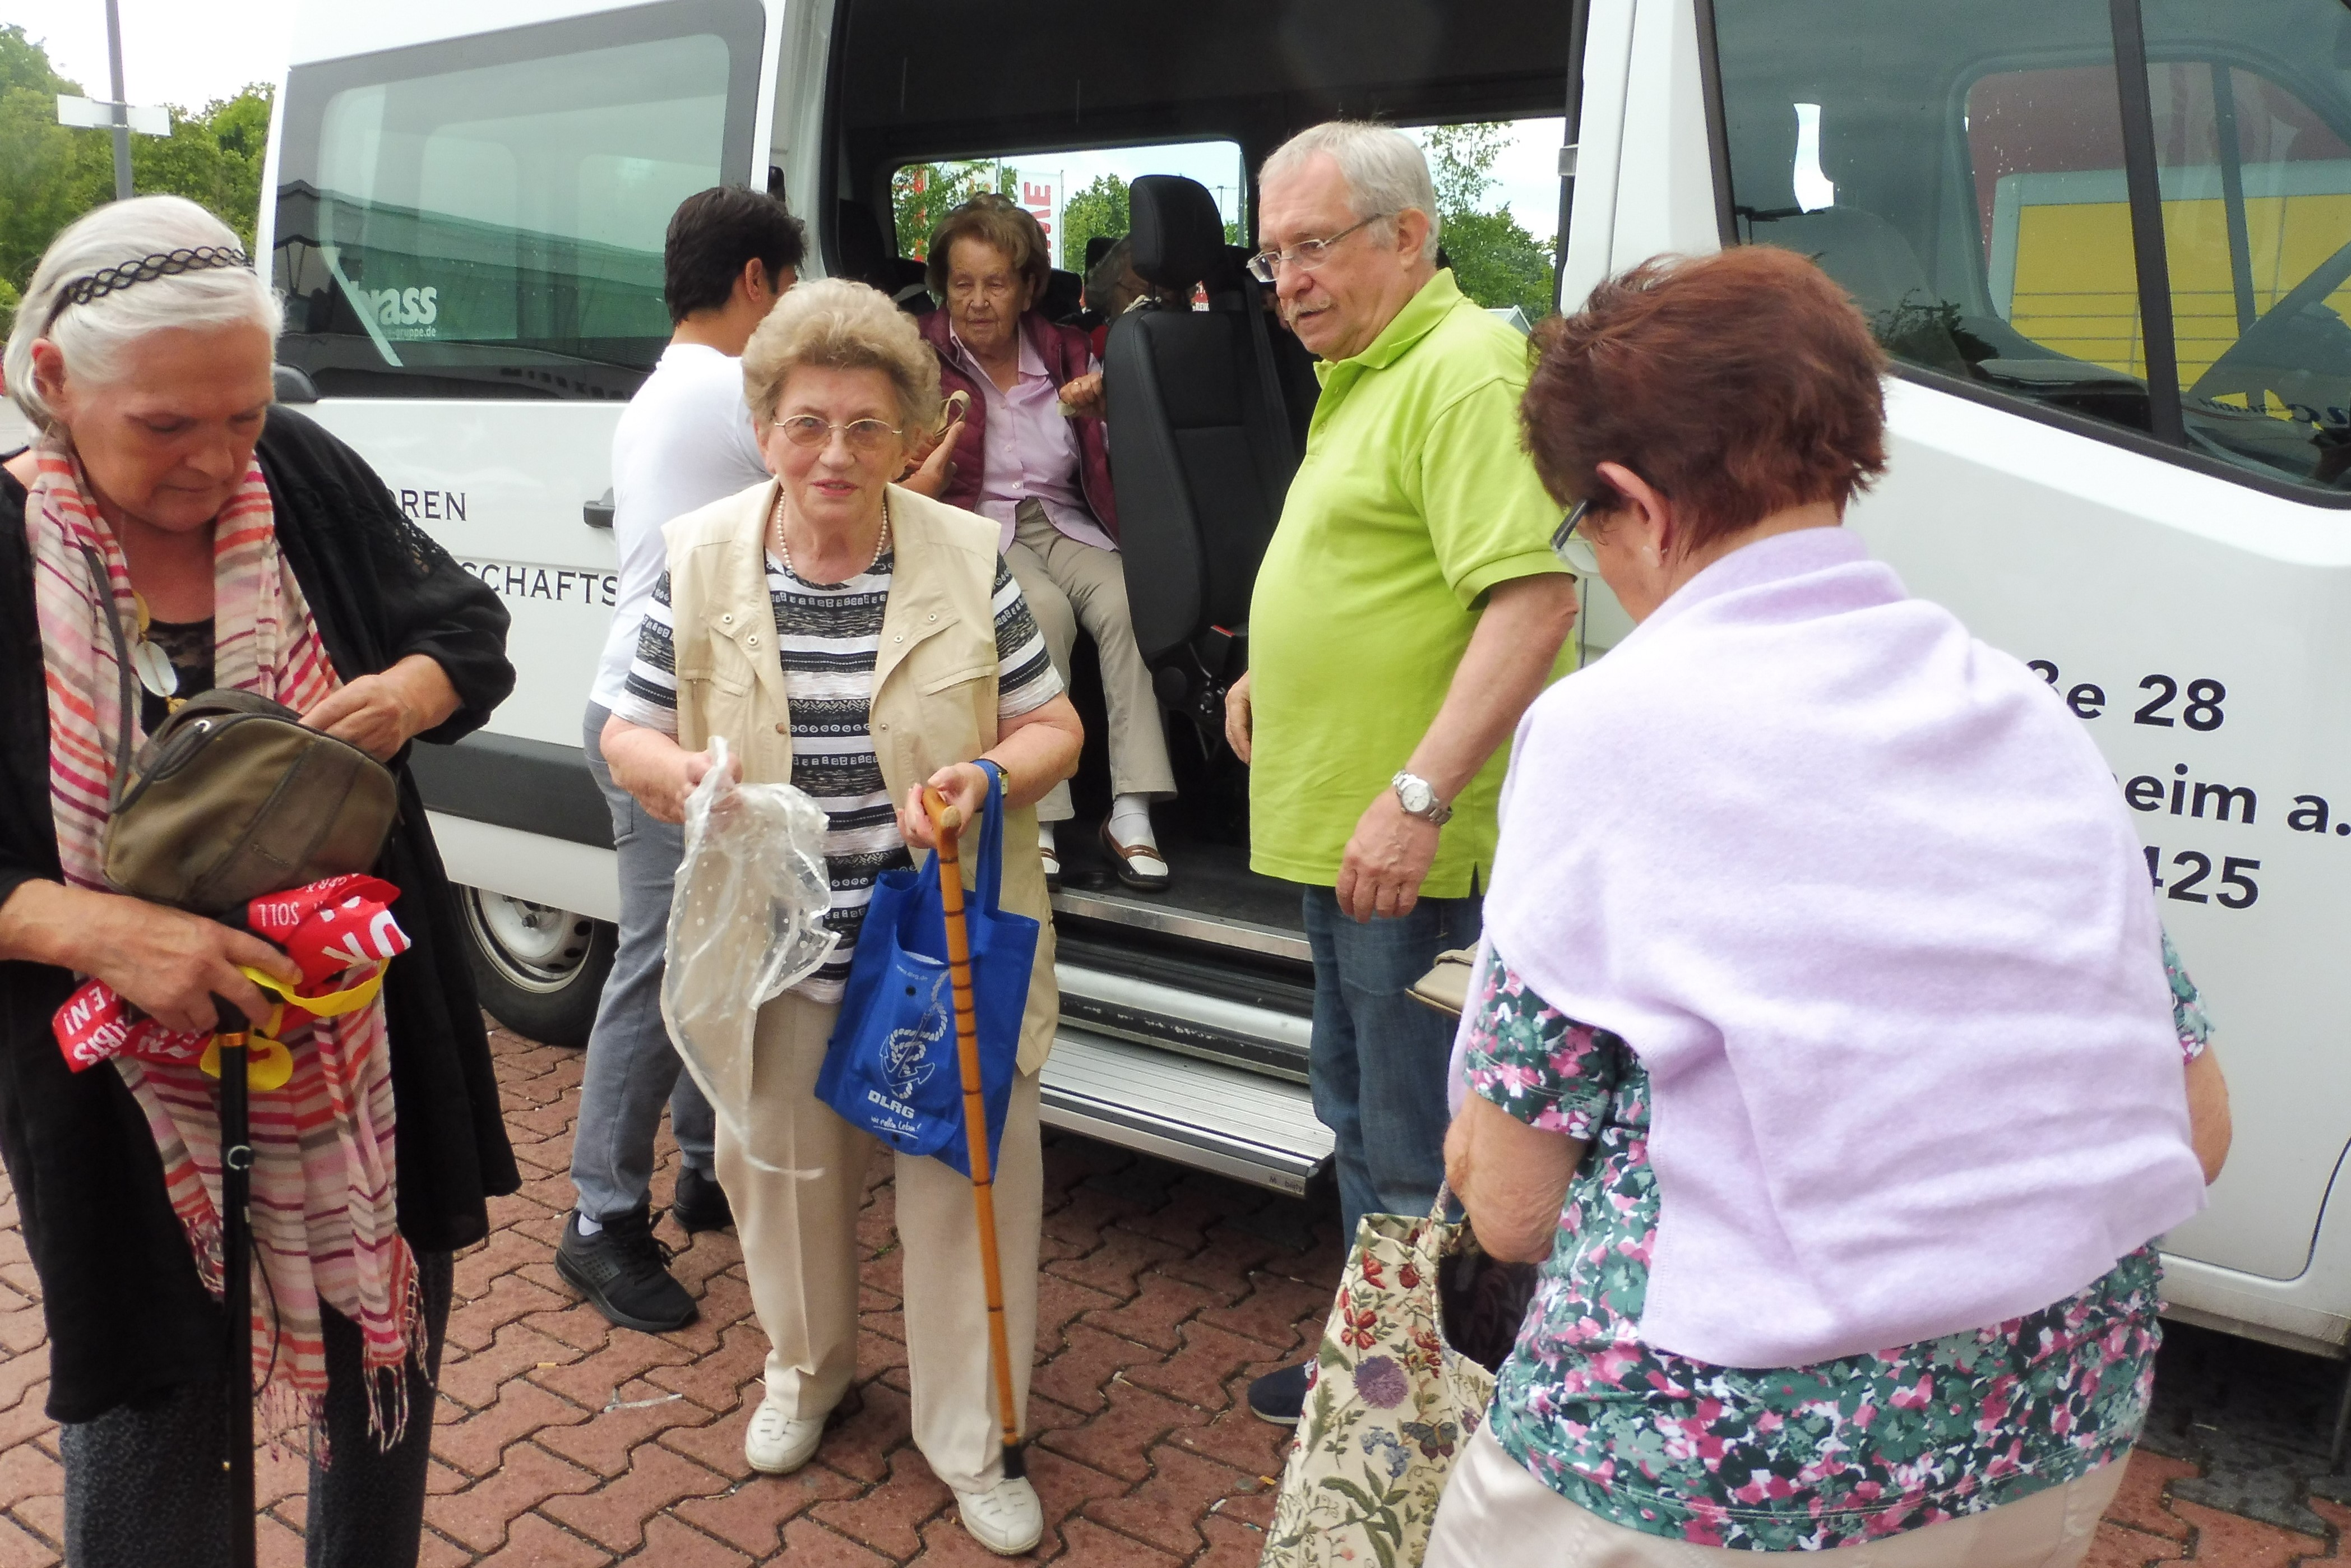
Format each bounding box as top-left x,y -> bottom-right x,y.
1521,247 -> 1889,551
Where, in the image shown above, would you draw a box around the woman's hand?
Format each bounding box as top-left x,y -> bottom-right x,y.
1058,371 -> 1106,420
1444,1094 -> 1585,1264
601,715 -> 737,825
0,881 -> 300,1035
301,654 -> 461,760
898,761 -> 991,852
899,415 -> 966,499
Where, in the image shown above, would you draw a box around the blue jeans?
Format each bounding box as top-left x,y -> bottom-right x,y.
1302,886 -> 1483,1246
571,702 -> 717,1220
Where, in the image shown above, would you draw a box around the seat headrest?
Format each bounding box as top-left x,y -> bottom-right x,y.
835,201 -> 891,290
1130,175 -> 1227,292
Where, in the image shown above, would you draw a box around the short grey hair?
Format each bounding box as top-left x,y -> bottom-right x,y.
4,195 -> 283,431
742,275 -> 942,431
1260,121 -> 1442,265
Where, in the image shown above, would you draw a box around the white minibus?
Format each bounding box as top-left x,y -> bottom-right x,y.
259,0 -> 2351,1374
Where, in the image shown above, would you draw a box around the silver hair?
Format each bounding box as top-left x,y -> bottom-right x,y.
1259,121 -> 1442,264
4,195 -> 283,431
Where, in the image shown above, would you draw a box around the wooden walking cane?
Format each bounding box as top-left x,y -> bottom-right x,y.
210,997 -> 260,1568
922,788 -> 1026,1481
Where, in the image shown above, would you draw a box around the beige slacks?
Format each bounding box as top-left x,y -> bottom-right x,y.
1424,1424 -> 2128,1568
712,988 -> 1042,1492
1001,498 -> 1177,823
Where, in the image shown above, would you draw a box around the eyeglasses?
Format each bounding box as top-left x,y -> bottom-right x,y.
773,415 -> 904,453
1246,214 -> 1391,284
1550,499 -> 1602,576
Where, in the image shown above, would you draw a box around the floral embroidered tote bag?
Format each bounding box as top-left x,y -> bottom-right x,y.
1260,1197 -> 1503,1568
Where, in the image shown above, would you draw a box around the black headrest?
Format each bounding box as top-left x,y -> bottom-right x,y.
1130,175 -> 1227,292
835,201 -> 891,289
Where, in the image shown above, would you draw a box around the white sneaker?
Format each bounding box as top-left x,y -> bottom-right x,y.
743,1393 -> 825,1475
956,1474 -> 1044,1555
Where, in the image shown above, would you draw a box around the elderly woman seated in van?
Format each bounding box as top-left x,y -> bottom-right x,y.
1429,246 -> 2232,1567
917,195 -> 1178,890
600,276 -> 1078,1556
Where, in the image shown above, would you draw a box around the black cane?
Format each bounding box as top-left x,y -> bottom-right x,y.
211,996 -> 258,1568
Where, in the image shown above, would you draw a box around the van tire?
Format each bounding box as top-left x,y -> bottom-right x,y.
457,887 -> 615,1048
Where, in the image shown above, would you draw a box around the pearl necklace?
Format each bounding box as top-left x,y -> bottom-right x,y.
771,491 -> 890,584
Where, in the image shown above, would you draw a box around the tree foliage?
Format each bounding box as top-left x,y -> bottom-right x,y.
0,26 -> 275,339
1058,173 -> 1128,274
1422,122 -> 1557,323
890,160 -> 1015,260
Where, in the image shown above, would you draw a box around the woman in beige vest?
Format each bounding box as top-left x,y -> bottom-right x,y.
601,278 -> 1080,1556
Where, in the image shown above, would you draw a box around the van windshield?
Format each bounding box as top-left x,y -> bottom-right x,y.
1709,0 -> 2351,494
272,0 -> 763,400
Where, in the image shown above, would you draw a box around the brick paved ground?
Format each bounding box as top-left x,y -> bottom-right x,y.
0,1020 -> 2340,1565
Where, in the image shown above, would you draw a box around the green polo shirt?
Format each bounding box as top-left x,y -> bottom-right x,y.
1247,269 -> 1570,895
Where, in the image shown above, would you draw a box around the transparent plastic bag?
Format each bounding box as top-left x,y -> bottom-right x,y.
660,736 -> 837,1170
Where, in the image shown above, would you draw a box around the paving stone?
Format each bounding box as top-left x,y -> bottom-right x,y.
1035,1379 -> 1211,1483
671,1464 -> 862,1556
2174,1429 -> 2335,1535
533,1379 -> 714,1478
2084,1521 -> 2191,1568
2170,1497 -> 2329,1568
539,1439 -> 732,1553
468,1511 -> 610,1567
1083,1442 -> 1257,1557
772,1516 -> 898,1566
808,1445 -> 951,1558
2104,1449 -> 2200,1542
426,1442 -> 600,1553
1195,1271 -> 1338,1354
1194,1511 -> 1273,1568
434,1377 -> 593,1480
1045,1228 -> 1188,1302
439,1322 -> 585,1413
1030,1323 -> 1168,1417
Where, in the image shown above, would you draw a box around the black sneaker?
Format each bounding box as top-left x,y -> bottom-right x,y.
671,1165 -> 733,1234
1247,1361 -> 1312,1426
556,1206 -> 697,1332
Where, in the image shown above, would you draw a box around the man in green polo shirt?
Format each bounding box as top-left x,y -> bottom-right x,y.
1224,121 -> 1580,1423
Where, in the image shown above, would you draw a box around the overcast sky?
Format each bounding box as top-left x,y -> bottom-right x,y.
4,0 -> 293,110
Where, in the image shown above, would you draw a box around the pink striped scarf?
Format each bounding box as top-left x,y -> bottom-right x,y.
26,436 -> 422,1453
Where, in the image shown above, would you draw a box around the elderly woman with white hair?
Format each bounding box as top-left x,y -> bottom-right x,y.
600,275 -> 1080,1555
0,196 -> 517,1566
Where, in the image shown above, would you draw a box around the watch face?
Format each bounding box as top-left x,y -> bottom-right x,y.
1397,777 -> 1433,814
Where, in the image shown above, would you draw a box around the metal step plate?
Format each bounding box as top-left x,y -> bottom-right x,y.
1039,1026 -> 1334,1196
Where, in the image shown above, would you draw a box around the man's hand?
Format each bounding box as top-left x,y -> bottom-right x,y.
900,415 -> 965,498
1223,671 -> 1253,762
1335,788 -> 1441,921
1058,371 -> 1106,420
300,654 -> 460,760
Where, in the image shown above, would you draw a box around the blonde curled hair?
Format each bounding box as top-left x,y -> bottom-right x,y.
741,276 -> 942,433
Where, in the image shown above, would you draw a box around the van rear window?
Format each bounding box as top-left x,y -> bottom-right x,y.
271,0 -> 763,400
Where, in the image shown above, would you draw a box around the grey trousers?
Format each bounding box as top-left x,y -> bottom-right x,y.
61,1249 -> 453,1568
571,702 -> 717,1221
1001,499 -> 1177,824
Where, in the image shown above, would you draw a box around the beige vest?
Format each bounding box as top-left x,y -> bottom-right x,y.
660,480 -> 1058,1074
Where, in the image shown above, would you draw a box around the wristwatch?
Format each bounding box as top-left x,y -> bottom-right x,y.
1391,771 -> 1454,826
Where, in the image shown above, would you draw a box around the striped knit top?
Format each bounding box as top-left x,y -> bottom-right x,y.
611,545 -> 1062,1001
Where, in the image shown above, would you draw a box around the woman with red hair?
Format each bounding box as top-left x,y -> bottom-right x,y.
1430,246 -> 2232,1566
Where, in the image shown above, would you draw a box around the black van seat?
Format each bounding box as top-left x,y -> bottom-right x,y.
1750,206 -> 1931,318
1102,174 -> 1308,741
835,200 -> 934,312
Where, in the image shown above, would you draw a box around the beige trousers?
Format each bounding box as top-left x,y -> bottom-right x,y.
1001,498 -> 1177,822
712,988 -> 1043,1492
1424,1424 -> 2128,1568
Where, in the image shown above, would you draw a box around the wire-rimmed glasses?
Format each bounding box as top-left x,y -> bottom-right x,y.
1246,214 -> 1392,284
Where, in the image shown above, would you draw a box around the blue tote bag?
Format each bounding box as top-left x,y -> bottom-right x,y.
816,764 -> 1038,1177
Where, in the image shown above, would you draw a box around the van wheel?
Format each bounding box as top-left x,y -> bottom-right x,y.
458,888 -> 614,1047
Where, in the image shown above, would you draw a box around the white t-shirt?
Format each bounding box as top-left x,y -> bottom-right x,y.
588,343 -> 772,711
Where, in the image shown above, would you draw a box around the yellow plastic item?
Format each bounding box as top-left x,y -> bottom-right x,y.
237,964 -> 384,1019
200,1034 -> 295,1091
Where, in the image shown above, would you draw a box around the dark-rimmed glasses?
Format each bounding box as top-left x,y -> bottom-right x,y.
1551,499 -> 1602,575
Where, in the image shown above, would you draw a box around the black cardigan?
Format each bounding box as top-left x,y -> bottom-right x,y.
0,409 -> 521,1423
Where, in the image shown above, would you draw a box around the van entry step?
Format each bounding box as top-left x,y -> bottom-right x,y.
1039,1026 -> 1334,1196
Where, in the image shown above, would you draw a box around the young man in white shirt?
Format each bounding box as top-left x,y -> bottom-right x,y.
563,187 -> 804,1330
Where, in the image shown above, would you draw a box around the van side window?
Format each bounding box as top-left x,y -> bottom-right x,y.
1707,0 -> 2351,496
271,0 -> 763,400
888,141 -> 1247,274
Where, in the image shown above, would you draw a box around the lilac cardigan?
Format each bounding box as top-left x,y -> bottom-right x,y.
1467,526 -> 2204,1367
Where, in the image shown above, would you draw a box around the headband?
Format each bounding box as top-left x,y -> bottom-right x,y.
47,246 -> 255,327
